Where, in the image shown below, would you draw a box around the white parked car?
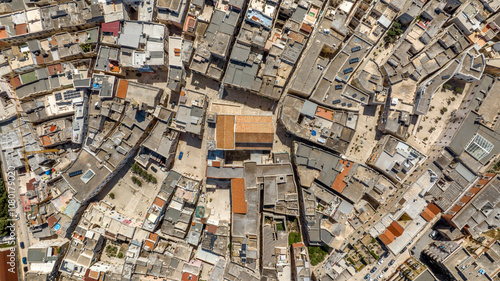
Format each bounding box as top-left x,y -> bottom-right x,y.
377,259 -> 384,265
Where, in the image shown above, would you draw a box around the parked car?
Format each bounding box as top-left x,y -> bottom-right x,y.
370,267 -> 377,273
178,152 -> 183,160
384,251 -> 390,258
22,257 -> 27,264
23,266 -> 28,272
389,259 -> 395,266
150,166 -> 157,173
377,259 -> 384,265
378,273 -> 383,279
20,242 -> 24,249
364,274 -> 370,280
383,268 -> 389,273
429,230 -> 438,239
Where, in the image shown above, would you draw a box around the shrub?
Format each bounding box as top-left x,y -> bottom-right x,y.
131,163 -> 156,183
109,193 -> 115,199
309,245 -> 330,266
384,21 -> 403,43
80,44 -> 91,52
131,176 -> 142,187
289,232 -> 302,246
0,174 -> 9,237
276,222 -> 285,231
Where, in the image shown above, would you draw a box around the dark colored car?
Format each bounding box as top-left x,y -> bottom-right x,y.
389,259 -> 395,266
22,257 -> 27,264
20,242 -> 24,249
23,266 -> 28,272
178,152 -> 183,160
364,274 -> 370,280
370,267 -> 377,273
384,251 -> 390,258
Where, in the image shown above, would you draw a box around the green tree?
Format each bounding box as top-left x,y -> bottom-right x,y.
288,232 -> 302,246
308,245 -> 330,266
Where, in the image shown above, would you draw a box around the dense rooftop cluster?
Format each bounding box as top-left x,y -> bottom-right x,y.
2,0 -> 500,281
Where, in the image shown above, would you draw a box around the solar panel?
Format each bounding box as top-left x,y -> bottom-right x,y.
80,169 -> 96,183
335,85 -> 343,90
351,46 -> 361,52
55,93 -> 62,101
343,67 -> 353,74
63,91 -> 81,100
349,58 -> 359,64
69,170 -> 83,177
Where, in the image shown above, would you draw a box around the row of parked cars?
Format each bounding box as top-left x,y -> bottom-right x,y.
364,252 -> 395,281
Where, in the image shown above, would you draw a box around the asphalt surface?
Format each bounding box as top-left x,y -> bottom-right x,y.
410,227 -> 435,260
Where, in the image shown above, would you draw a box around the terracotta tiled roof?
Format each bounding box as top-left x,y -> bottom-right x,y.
144,239 -> 155,251
331,159 -> 353,193
47,214 -> 58,228
427,203 -> 441,215
300,23 -> 312,34
231,178 -> 247,214
47,63 -> 63,75
182,272 -> 198,281
420,210 -> 433,222
0,29 -> 7,39
234,131 -> 274,143
292,242 -> 305,248
116,79 -> 128,99
460,195 -> 473,204
234,115 -> 273,144
315,107 -> 334,120
26,178 -> 36,192
101,21 -> 120,36
40,135 -> 52,146
35,53 -> 44,64
234,115 -> 272,123
378,229 -> 395,245
14,23 -> 27,35
421,203 -> 441,222
153,197 -> 166,207
206,224 -> 218,234
217,115 -> 274,149
387,221 -> 404,237
148,232 -> 159,241
85,270 -> 99,281
10,76 -> 21,89
216,115 -> 235,149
